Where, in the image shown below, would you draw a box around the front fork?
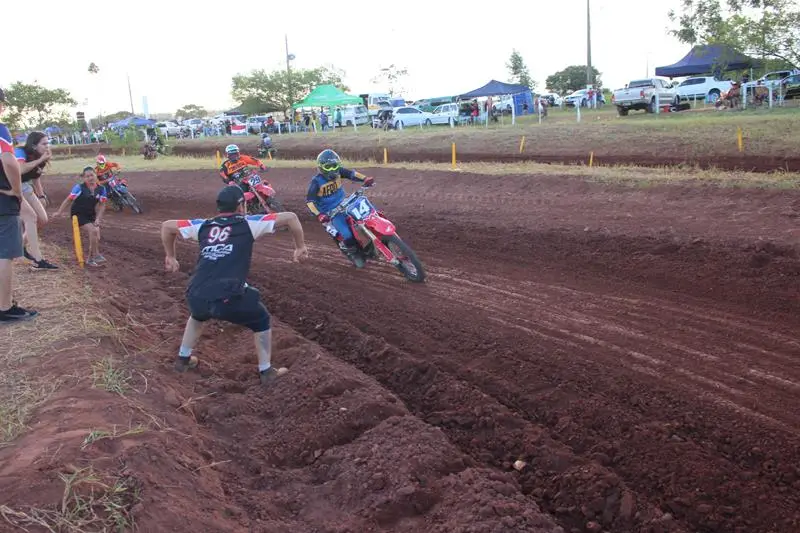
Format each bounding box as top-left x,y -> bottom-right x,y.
353,224 -> 398,265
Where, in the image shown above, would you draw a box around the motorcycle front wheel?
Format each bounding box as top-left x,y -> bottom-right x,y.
124,192 -> 143,214
266,197 -> 284,213
381,235 -> 426,282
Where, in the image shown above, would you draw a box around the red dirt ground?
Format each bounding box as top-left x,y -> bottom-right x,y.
51,138 -> 800,172
3,167 -> 800,533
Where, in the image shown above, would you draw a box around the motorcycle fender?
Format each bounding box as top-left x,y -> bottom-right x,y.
365,215 -> 396,236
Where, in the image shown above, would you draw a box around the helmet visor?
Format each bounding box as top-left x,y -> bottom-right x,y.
320,162 -> 340,173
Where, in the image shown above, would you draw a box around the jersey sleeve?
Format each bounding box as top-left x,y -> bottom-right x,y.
176,219 -> 205,241
97,187 -> 108,203
67,184 -> 82,200
0,125 -> 13,154
13,147 -> 25,162
340,167 -> 365,182
246,214 -> 277,239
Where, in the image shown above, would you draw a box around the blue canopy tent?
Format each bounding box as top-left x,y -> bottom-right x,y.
110,116 -> 156,129
655,44 -> 761,78
458,80 -> 534,118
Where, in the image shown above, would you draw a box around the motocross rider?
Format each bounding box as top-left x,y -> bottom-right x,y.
305,149 -> 374,267
219,144 -> 268,198
94,155 -> 121,189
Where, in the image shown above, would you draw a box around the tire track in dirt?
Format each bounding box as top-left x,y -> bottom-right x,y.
45,169 -> 800,532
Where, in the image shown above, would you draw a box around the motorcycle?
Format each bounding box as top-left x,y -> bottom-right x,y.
104,174 -> 143,214
324,186 -> 426,282
240,169 -> 284,215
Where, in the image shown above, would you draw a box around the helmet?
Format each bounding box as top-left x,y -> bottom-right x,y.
316,149 -> 341,179
96,154 -> 106,166
225,144 -> 240,161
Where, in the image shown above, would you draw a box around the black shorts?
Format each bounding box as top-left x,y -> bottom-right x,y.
187,285 -> 270,332
72,211 -> 96,227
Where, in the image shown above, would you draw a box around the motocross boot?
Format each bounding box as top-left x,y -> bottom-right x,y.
339,240 -> 366,269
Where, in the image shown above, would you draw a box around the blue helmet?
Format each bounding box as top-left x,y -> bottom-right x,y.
317,149 -> 341,179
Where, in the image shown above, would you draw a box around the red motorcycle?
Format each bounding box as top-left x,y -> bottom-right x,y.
240,169 -> 284,214
324,185 -> 425,282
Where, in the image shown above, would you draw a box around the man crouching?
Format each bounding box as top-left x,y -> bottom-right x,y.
161,185 -> 309,386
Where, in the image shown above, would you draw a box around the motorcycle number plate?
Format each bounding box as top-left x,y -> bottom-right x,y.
348,198 -> 373,220
249,175 -> 261,185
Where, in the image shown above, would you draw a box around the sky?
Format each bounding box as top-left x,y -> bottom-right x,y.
2,0 -> 691,117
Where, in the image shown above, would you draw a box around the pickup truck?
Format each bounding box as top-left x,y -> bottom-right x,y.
612,78 -> 679,116
675,76 -> 733,103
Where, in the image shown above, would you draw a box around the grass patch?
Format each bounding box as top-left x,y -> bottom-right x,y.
48,154 -> 800,189
81,425 -> 146,450
0,465 -> 141,532
91,357 -> 133,396
0,245 -> 116,445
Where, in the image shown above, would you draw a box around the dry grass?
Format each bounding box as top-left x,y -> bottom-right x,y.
48,154 -> 800,189
81,425 -> 146,450
0,465 -> 141,532
0,245 -> 116,445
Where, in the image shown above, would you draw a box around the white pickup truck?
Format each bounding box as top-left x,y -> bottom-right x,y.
612,78 -> 679,116
675,76 -> 733,103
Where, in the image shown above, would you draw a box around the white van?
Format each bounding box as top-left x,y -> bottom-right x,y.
429,103 -> 461,125
337,104 -> 370,126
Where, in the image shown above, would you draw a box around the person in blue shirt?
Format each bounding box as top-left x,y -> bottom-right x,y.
305,149 -> 374,267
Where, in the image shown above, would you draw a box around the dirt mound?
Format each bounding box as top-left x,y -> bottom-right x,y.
50,138 -> 800,172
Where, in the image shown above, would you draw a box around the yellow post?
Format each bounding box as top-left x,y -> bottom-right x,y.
216,150 -> 222,167
71,215 -> 85,269
451,142 -> 456,169
519,136 -> 526,154
589,151 -> 594,167
737,126 -> 744,152
383,147 -> 388,164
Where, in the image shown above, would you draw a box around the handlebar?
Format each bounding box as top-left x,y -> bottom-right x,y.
326,186 -> 371,218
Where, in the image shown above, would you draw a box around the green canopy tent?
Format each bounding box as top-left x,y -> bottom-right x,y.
292,84 -> 362,109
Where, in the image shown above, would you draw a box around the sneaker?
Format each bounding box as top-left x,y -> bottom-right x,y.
0,304 -> 38,323
93,255 -> 107,263
259,366 -> 288,386
23,248 -> 35,262
86,259 -> 101,268
32,259 -> 58,270
174,356 -> 198,373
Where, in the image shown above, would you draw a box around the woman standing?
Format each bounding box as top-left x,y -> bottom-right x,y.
15,131 -> 57,269
53,167 -> 107,268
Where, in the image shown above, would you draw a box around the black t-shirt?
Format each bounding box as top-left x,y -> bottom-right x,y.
69,183 -> 107,216
187,215 -> 257,300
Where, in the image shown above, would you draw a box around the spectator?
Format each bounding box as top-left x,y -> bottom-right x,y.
53,166 -> 108,268
334,107 -> 342,128
16,131 -> 58,270
320,110 -> 329,131
0,87 -> 38,322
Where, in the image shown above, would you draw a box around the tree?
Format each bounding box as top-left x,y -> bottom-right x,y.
231,66 -> 347,115
371,65 -> 409,96
3,81 -> 77,131
176,104 -> 208,120
545,65 -> 603,95
668,0 -> 800,68
88,62 -> 100,74
507,50 -> 535,89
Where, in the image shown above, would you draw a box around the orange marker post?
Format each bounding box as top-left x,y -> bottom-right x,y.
72,215 -> 85,268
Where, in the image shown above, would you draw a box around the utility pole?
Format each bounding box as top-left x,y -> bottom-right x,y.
285,35 -> 294,112
586,0 -> 593,87
127,74 -> 134,114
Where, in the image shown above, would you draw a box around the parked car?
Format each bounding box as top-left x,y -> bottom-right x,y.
780,73 -> 800,99
181,118 -> 204,133
429,103 -> 460,125
392,106 -> 434,128
564,89 -> 606,107
742,70 -> 799,92
155,121 -> 182,137
675,76 -> 734,103
338,105 -> 370,126
612,78 -> 679,115
246,116 -> 269,134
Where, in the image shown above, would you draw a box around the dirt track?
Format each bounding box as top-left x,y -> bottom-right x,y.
4,168 -> 800,532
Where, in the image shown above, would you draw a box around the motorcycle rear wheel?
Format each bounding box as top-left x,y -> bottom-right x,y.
381,235 -> 426,282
